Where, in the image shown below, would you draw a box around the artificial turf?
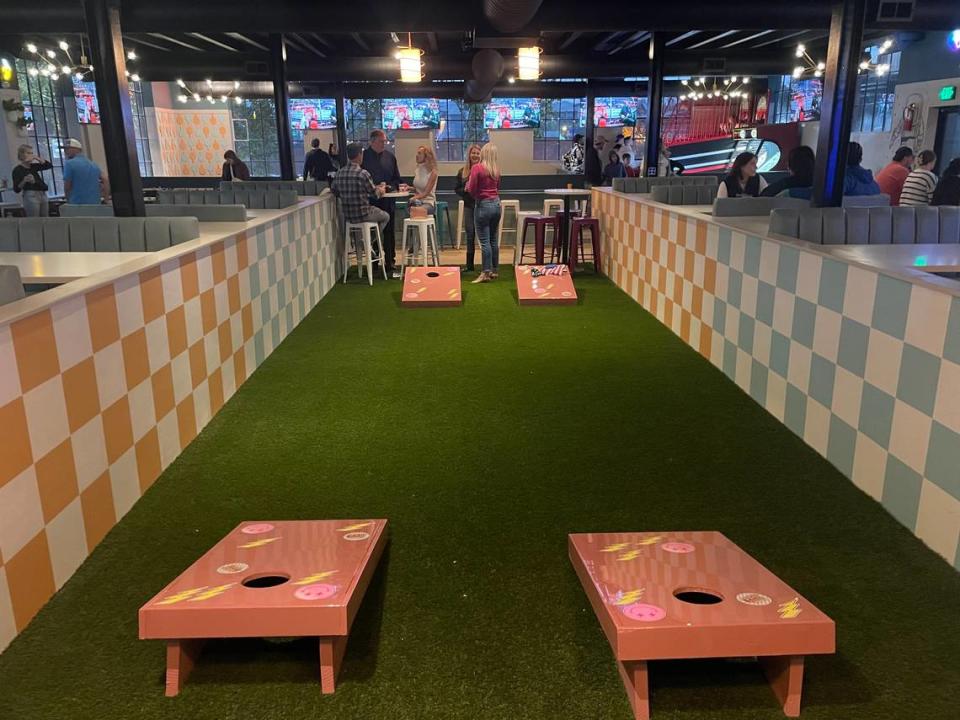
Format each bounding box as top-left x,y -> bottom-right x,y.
1,269 -> 959,720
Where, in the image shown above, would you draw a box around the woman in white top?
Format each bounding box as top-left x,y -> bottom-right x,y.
900,150 -> 938,207
716,152 -> 769,199
410,145 -> 438,214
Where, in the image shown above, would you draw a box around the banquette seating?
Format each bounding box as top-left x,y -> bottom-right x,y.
611,175 -> 719,194
769,206 -> 960,245
651,184 -> 721,206
219,180 -> 327,195
156,188 -> 298,208
61,202 -> 249,222
712,196 -> 812,216
0,217 -> 200,252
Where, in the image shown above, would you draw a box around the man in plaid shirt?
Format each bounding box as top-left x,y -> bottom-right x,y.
332,142 -> 389,236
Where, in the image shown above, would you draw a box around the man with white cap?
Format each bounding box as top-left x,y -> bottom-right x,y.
61,138 -> 105,205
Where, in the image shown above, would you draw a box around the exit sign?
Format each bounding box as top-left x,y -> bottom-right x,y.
940,85 -> 957,101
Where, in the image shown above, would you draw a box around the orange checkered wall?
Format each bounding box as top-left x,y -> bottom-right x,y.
0,197 -> 339,652
155,108 -> 233,177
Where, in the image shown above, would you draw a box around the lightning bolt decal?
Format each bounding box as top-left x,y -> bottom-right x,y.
187,583 -> 235,602
292,571 -> 338,585
601,542 -> 630,553
239,537 -> 281,548
156,587 -> 206,605
337,522 -> 372,532
613,589 -> 646,605
778,597 -> 802,619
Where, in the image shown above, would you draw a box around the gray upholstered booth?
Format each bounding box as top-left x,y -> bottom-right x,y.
612,175 -> 719,194
59,204 -> 116,218
156,188 -> 298,209
0,266 -> 25,306
712,196 -> 811,217
840,194 -> 892,208
145,204 -> 247,222
768,206 -> 960,245
0,217 -> 200,252
650,184 -> 718,205
219,180 -> 327,195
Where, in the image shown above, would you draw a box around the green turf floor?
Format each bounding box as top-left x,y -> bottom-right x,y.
1,269 -> 959,720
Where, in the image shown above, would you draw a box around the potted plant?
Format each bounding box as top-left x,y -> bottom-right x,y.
15,114 -> 33,136
3,98 -> 25,123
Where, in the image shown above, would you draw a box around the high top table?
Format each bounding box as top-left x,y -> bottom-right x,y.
544,188 -> 591,264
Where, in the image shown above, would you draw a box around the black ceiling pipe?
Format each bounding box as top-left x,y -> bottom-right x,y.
4,0 -> 958,33
483,0 -> 544,34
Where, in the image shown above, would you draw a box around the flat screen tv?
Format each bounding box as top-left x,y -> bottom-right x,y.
483,98 -> 540,129
73,78 -> 100,124
288,98 -> 337,130
382,98 -> 440,129
594,97 -> 638,127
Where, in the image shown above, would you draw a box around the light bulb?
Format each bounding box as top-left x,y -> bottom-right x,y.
27,43 -> 37,53
50,73 -> 59,80
793,67 -> 803,78
220,95 -> 228,102
192,92 -> 200,101
61,65 -> 70,74
796,44 -> 805,57
131,73 -> 140,82
507,76 -> 515,84
859,60 -> 869,70
728,77 -> 735,83
47,64 -> 56,73
233,80 -> 240,89
58,41 -> 69,51
46,49 -> 55,58
817,62 -> 826,70
177,94 -> 187,103
205,78 -> 212,87
127,50 -> 137,60
743,76 -> 750,83
814,70 -> 822,78
176,78 -> 186,87
235,96 -> 243,104
28,67 -> 39,77
74,72 -> 83,80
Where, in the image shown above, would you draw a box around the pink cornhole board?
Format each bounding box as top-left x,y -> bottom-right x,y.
515,264 -> 577,305
569,531 -> 835,719
402,266 -> 461,307
139,519 -> 388,697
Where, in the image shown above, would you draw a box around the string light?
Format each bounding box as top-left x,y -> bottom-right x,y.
679,76 -> 751,102
23,38 -> 141,83
176,78 -> 244,105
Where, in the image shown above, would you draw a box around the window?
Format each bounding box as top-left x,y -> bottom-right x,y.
15,59 -> 70,194
851,48 -> 900,133
232,99 -> 280,177
533,97 -> 586,162
767,76 -> 824,124
345,98 -> 386,144
129,81 -> 154,176
434,99 -> 487,162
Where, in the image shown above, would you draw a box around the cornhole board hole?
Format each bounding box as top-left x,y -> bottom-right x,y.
515,264 -> 577,305
568,531 -> 835,719
139,519 -> 388,697
402,266 -> 461,306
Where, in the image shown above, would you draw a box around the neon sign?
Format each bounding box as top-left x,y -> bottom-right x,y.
949,29 -> 960,52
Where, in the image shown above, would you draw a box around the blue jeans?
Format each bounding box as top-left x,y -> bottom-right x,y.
474,198 -> 501,273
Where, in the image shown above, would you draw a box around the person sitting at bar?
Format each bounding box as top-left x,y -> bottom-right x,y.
844,142 -> 882,197
303,138 -> 335,183
222,150 -> 251,181
362,129 -> 402,276
622,153 -> 639,178
62,138 -> 105,206
761,145 -> 815,199
876,146 -> 914,205
12,144 -> 53,217
409,145 -> 438,214
900,150 -> 939,207
717,152 -> 768,198
331,142 -> 389,238
932,158 -> 960,206
602,151 -> 627,184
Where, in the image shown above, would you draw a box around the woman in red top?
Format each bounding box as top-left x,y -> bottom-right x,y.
465,143 -> 501,283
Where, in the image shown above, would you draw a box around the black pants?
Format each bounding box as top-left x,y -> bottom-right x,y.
372,196 -> 396,268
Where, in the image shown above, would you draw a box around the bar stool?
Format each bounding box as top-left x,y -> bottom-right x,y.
455,200 -> 467,250
343,221 -> 388,286
568,216 -> 601,273
434,200 -> 454,249
542,198 -> 564,217
400,217 -> 440,277
496,199 -> 521,248
517,214 -> 559,265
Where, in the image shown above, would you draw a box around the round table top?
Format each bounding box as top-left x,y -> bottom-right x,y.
544,188 -> 592,195
381,191 -> 411,198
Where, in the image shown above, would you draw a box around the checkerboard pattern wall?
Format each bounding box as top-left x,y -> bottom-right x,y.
0,197 -> 339,652
594,189 -> 960,572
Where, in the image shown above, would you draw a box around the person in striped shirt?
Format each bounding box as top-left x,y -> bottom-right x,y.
900,150 -> 938,207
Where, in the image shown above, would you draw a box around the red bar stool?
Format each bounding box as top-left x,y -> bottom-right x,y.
517,214 -> 559,265
568,216 -> 601,272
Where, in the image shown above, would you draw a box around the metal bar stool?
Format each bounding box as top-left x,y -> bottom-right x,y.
568,216 -> 602,273
517,214 -> 559,265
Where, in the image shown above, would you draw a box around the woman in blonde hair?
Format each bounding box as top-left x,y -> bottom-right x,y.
409,144 -> 438,214
465,143 -> 501,283
455,143 -> 482,271
12,144 -> 53,217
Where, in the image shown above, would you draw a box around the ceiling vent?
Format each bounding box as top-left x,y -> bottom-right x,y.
876,1 -> 915,22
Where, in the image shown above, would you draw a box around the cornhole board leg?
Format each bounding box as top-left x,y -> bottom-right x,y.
617,659 -> 650,720
165,639 -> 205,697
761,655 -> 804,717
319,635 -> 348,694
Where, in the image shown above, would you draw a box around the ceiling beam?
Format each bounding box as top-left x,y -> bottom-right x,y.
350,33 -> 370,51
609,31 -> 650,54
593,32 -> 627,51
720,30 -> 775,49
687,30 -> 739,49
558,31 -> 583,50
123,35 -> 174,51
282,34 -> 305,52
666,31 -> 700,46
291,33 -> 326,57
147,33 -> 205,51
311,33 -> 335,50
751,30 -> 809,48
187,33 -> 240,51
225,32 -> 270,51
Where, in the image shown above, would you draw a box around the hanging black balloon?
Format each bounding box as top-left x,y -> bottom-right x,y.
464,79 -> 494,104
472,49 -> 503,86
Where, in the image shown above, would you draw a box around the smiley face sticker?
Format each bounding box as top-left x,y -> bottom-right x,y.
621,603 -> 667,622
736,592 -> 772,607
240,523 -> 275,535
661,542 -> 696,554
217,562 -> 249,575
294,583 -> 339,601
